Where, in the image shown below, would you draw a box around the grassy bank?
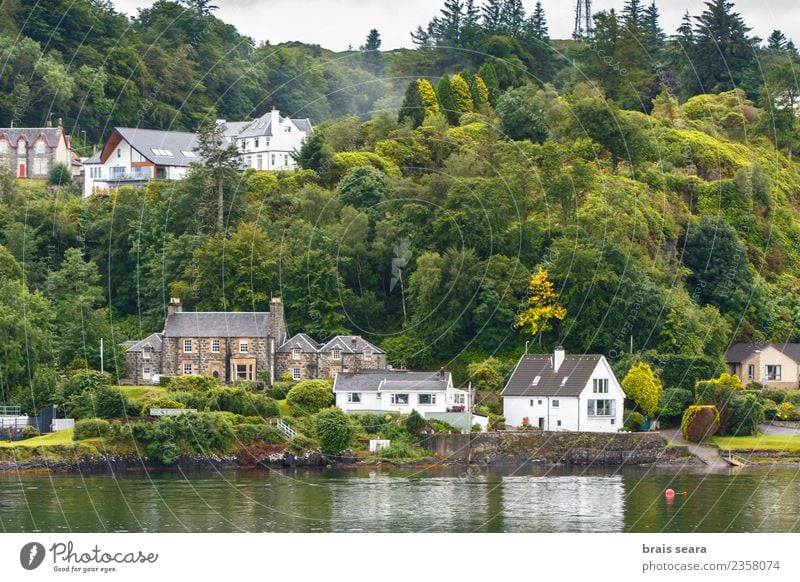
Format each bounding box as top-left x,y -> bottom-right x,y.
710,434 -> 800,453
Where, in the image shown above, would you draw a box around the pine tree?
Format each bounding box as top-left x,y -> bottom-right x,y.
437,74 -> 459,124
398,79 -> 425,127
478,62 -> 501,106
195,120 -> 242,233
481,0 -> 503,35
500,0 -> 526,38
767,30 -> 787,50
528,1 -> 549,40
522,1 -> 554,81
621,0 -> 644,29
460,0 -> 483,48
360,29 -> 382,73
433,0 -> 465,45
642,1 -> 665,55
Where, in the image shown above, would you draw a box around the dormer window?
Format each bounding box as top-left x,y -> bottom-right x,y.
18,140 -> 26,155
332,348 -> 341,361
35,140 -> 45,154
292,348 -> 301,361
0,140 -> 7,154
364,348 -> 372,360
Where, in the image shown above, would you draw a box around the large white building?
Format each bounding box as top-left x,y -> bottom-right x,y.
231,108 -> 312,172
501,348 -> 625,433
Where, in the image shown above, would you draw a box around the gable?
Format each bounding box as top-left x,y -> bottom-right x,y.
577,357 -> 625,401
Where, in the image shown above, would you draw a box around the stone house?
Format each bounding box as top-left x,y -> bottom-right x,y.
725,343 -> 800,389
276,334 -> 387,381
0,124 -> 72,179
124,333 -> 163,385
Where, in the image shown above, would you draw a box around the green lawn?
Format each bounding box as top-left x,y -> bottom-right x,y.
278,399 -> 291,417
0,429 -> 76,448
118,385 -> 166,403
711,434 -> 800,453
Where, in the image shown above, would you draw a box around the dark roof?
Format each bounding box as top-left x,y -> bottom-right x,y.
334,370 -> 452,393
0,127 -> 65,147
501,355 -> 602,398
726,342 -> 800,363
319,335 -> 385,354
125,332 -> 163,353
83,151 -> 102,164
234,112 -> 313,139
114,127 -> 199,167
277,333 -> 320,353
163,312 -> 271,338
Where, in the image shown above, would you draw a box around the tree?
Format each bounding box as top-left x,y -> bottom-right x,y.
405,409 -> 426,434
481,0 -> 503,35
398,79 -> 425,127
49,163 -> 72,186
515,268 -> 567,344
360,28 -> 382,73
314,407 -> 356,454
418,79 -> 440,118
450,74 -> 474,116
621,362 -> 663,417
286,380 -> 334,415
496,84 -> 549,142
767,30 -> 787,50
499,0 -> 526,38
477,63 -> 501,106
195,120 -> 242,232
292,131 -> 332,174
437,75 -> 459,124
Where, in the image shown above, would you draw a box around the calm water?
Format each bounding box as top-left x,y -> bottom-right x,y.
1,465 -> 799,533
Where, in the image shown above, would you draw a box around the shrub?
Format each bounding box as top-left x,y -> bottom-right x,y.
785,391 -> 800,407
49,162 -> 72,185
138,395 -> 184,417
234,423 -> 287,444
109,420 -> 133,444
621,362 -> 663,417
658,388 -> 694,419
172,387 -> 280,417
66,385 -> 131,419
777,401 -> 800,421
286,380 -> 333,415
130,412 -> 235,464
725,392 -> 764,436
167,375 -> 221,392
374,438 -> 429,459
760,389 -> 787,404
625,411 -> 646,431
404,410 -> 426,434
681,405 -> 720,442
73,418 -> 111,440
271,381 -> 294,401
20,426 -> 40,439
60,370 -> 112,400
313,407 -> 355,455
762,399 -> 779,420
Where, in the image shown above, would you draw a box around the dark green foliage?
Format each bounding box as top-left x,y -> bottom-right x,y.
437,75 -> 459,124
130,413 -> 236,464
172,387 -> 280,418
313,407 -> 355,455
292,132 -> 332,174
496,85 -> 548,142
270,381 -> 295,401
138,396 -> 184,417
405,409 -> 427,434
66,385 -> 131,420
398,80 -> 425,128
286,380 -> 334,416
59,370 -> 113,401
233,423 -> 286,444
658,388 -> 694,419
73,418 -> 111,440
477,63 -> 501,106
48,163 -> 72,186
725,392 -> 764,436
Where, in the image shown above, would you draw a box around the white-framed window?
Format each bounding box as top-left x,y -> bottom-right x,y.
239,341 -> 248,354
254,138 -> 259,148
332,348 -> 341,360
240,140 -> 247,151
33,157 -> 48,174
183,339 -> 192,353
453,393 -> 465,404
183,363 -> 192,375
593,378 -> 609,394
211,339 -> 220,353
747,364 -> 755,380
284,154 -> 288,166
236,364 -> 249,380
292,367 -> 300,380
347,393 -> 362,403
244,155 -> 251,166
766,365 -> 781,381
418,394 -> 436,405
271,154 -> 276,166
35,140 -> 45,154
142,347 -> 152,360
588,399 -> 614,416
256,154 -> 263,170
182,150 -> 197,158
364,348 -> 372,360
552,399 -> 559,408
390,393 -> 409,405
530,399 -> 535,407
376,392 -> 382,399
292,348 -> 301,361
0,140 -> 7,154
143,366 -> 151,378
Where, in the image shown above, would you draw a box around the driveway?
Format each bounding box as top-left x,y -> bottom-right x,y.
759,422 -> 800,436
659,427 -> 732,469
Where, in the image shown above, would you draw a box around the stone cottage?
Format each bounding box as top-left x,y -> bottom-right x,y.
276,333 -> 387,381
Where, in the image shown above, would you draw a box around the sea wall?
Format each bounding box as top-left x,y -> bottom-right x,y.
422,430 -> 670,465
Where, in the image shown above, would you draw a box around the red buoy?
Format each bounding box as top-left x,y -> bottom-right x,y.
665,488 -> 675,498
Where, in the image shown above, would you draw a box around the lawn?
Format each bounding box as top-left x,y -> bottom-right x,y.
711,434 -> 800,453
118,385 -> 166,403
0,429 -> 76,448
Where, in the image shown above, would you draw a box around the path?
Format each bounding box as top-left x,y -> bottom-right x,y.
659,427 -> 734,470
758,422 -> 800,436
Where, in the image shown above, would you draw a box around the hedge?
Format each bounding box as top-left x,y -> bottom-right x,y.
73,418 -> 112,440
681,405 -> 720,442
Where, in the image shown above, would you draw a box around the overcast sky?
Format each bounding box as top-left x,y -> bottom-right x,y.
113,0 -> 800,51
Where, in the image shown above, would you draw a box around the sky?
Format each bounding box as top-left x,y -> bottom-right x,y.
113,0 -> 800,51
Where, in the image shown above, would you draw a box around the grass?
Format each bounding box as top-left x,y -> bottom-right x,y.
0,429 -> 76,448
278,399 -> 291,417
711,434 -> 800,453
118,385 -> 166,403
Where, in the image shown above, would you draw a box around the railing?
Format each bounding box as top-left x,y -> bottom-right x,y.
271,418 -> 296,439
0,406 -> 21,416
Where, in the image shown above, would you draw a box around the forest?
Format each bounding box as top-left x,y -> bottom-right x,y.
2,0 -> 800,421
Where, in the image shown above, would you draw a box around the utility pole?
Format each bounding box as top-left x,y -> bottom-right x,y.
100,338 -> 104,373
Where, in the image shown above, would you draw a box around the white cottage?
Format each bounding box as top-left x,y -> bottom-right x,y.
501,347 -> 624,432
231,108 -> 312,171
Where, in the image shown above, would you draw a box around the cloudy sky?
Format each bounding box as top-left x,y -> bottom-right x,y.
113,0 -> 799,51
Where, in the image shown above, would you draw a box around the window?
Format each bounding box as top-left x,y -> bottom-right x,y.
182,150 -> 197,158
588,399 -> 615,416
151,148 -> 173,156
236,364 -> 248,380
332,348 -> 341,360
390,394 -> 409,405
110,166 -> 125,178
347,393 -> 362,403
183,363 -> 192,375
284,126 -> 291,132
766,365 -> 782,381
271,154 -> 275,166
418,394 -> 436,405
364,348 -> 372,360
239,341 -> 248,354
292,348 -> 301,361
538,399 -> 543,405
747,364 -> 755,380
143,347 -> 152,360
117,148 -> 121,158
557,420 -> 562,427
254,138 -> 259,148
0,141 -> 7,154
593,378 -> 609,394
610,418 -> 615,425
376,392 -> 382,399
245,155 -> 251,167
530,399 -> 535,407
17,140 -> 26,155
454,393 -> 465,404
143,366 -> 151,377
35,140 -> 45,154
211,339 -> 220,353
531,375 -> 541,386
284,154 -> 288,166
256,155 -> 263,170
240,140 -> 247,151
552,399 -> 559,408
292,367 -> 300,380
33,157 -> 48,174
183,339 -> 192,353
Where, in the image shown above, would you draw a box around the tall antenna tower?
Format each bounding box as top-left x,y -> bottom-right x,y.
574,0 -> 593,39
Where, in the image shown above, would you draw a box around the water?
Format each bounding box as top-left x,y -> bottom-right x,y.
1,465 -> 799,532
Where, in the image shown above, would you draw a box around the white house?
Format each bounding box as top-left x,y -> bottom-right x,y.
501,347 -> 624,433
332,369 -> 477,420
228,108 -> 312,172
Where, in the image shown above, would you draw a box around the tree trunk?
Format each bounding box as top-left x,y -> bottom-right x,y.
217,175 -> 224,232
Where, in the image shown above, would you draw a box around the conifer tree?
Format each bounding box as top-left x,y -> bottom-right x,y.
417,79 -> 441,118
451,74 -> 474,115
477,62 -> 501,106
398,79 -> 425,127
437,74 -> 459,124
481,0 -> 503,35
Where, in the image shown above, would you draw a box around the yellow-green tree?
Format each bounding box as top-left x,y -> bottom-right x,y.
451,74 -> 474,116
515,268 -> 566,342
417,79 -> 440,118
622,362 -> 663,417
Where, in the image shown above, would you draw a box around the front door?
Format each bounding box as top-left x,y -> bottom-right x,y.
18,163 -> 25,178
538,417 -> 545,429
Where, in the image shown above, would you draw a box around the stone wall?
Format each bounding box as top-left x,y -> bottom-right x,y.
422,430 -> 668,465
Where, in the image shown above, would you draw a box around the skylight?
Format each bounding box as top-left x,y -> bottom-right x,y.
151,148 -> 173,156
532,375 -> 541,386
560,376 -> 569,386
182,150 -> 197,158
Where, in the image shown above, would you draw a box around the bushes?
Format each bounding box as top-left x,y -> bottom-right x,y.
138,395 -> 184,417
777,401 -> 800,421
313,407 -> 355,455
286,380 -> 333,415
762,399 -> 778,420
658,388 -> 694,419
270,381 -> 294,400
20,426 -> 40,439
60,370 -> 112,400
172,387 -> 280,418
130,413 -> 235,464
48,163 -> 72,185
681,405 -> 720,442
233,423 -> 287,444
66,385 -> 131,419
162,375 -> 221,392
73,418 -> 111,440
625,411 -> 646,431
725,392 -> 764,436
404,410 -> 426,434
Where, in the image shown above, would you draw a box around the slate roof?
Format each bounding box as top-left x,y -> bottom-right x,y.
234,112 -> 313,139
0,127 -> 65,147
501,355 -> 603,398
319,335 -> 385,354
277,333 -> 321,353
83,151 -> 102,164
114,127 -> 199,167
125,332 -> 163,353
163,312 -> 271,338
333,370 -> 453,393
725,342 -> 800,363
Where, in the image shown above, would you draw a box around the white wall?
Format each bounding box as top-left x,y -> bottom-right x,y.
237,116 -> 308,171
336,387 -> 467,416
503,396 -> 579,430
577,357 -> 624,433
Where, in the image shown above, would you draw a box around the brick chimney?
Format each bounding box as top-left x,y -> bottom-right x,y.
167,297 -> 182,317
554,346 -> 565,373
269,297 -> 287,345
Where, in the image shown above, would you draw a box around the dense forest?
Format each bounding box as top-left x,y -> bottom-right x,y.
2,0 -> 800,416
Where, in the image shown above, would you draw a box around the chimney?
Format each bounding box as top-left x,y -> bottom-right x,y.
554,346 -> 565,373
168,297 -> 182,317
351,337 -> 358,349
269,297 -> 286,345
439,367 -> 445,380
271,107 -> 280,132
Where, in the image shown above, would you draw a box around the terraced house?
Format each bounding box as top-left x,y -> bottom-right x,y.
0,123 -> 72,179
276,333 -> 387,381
